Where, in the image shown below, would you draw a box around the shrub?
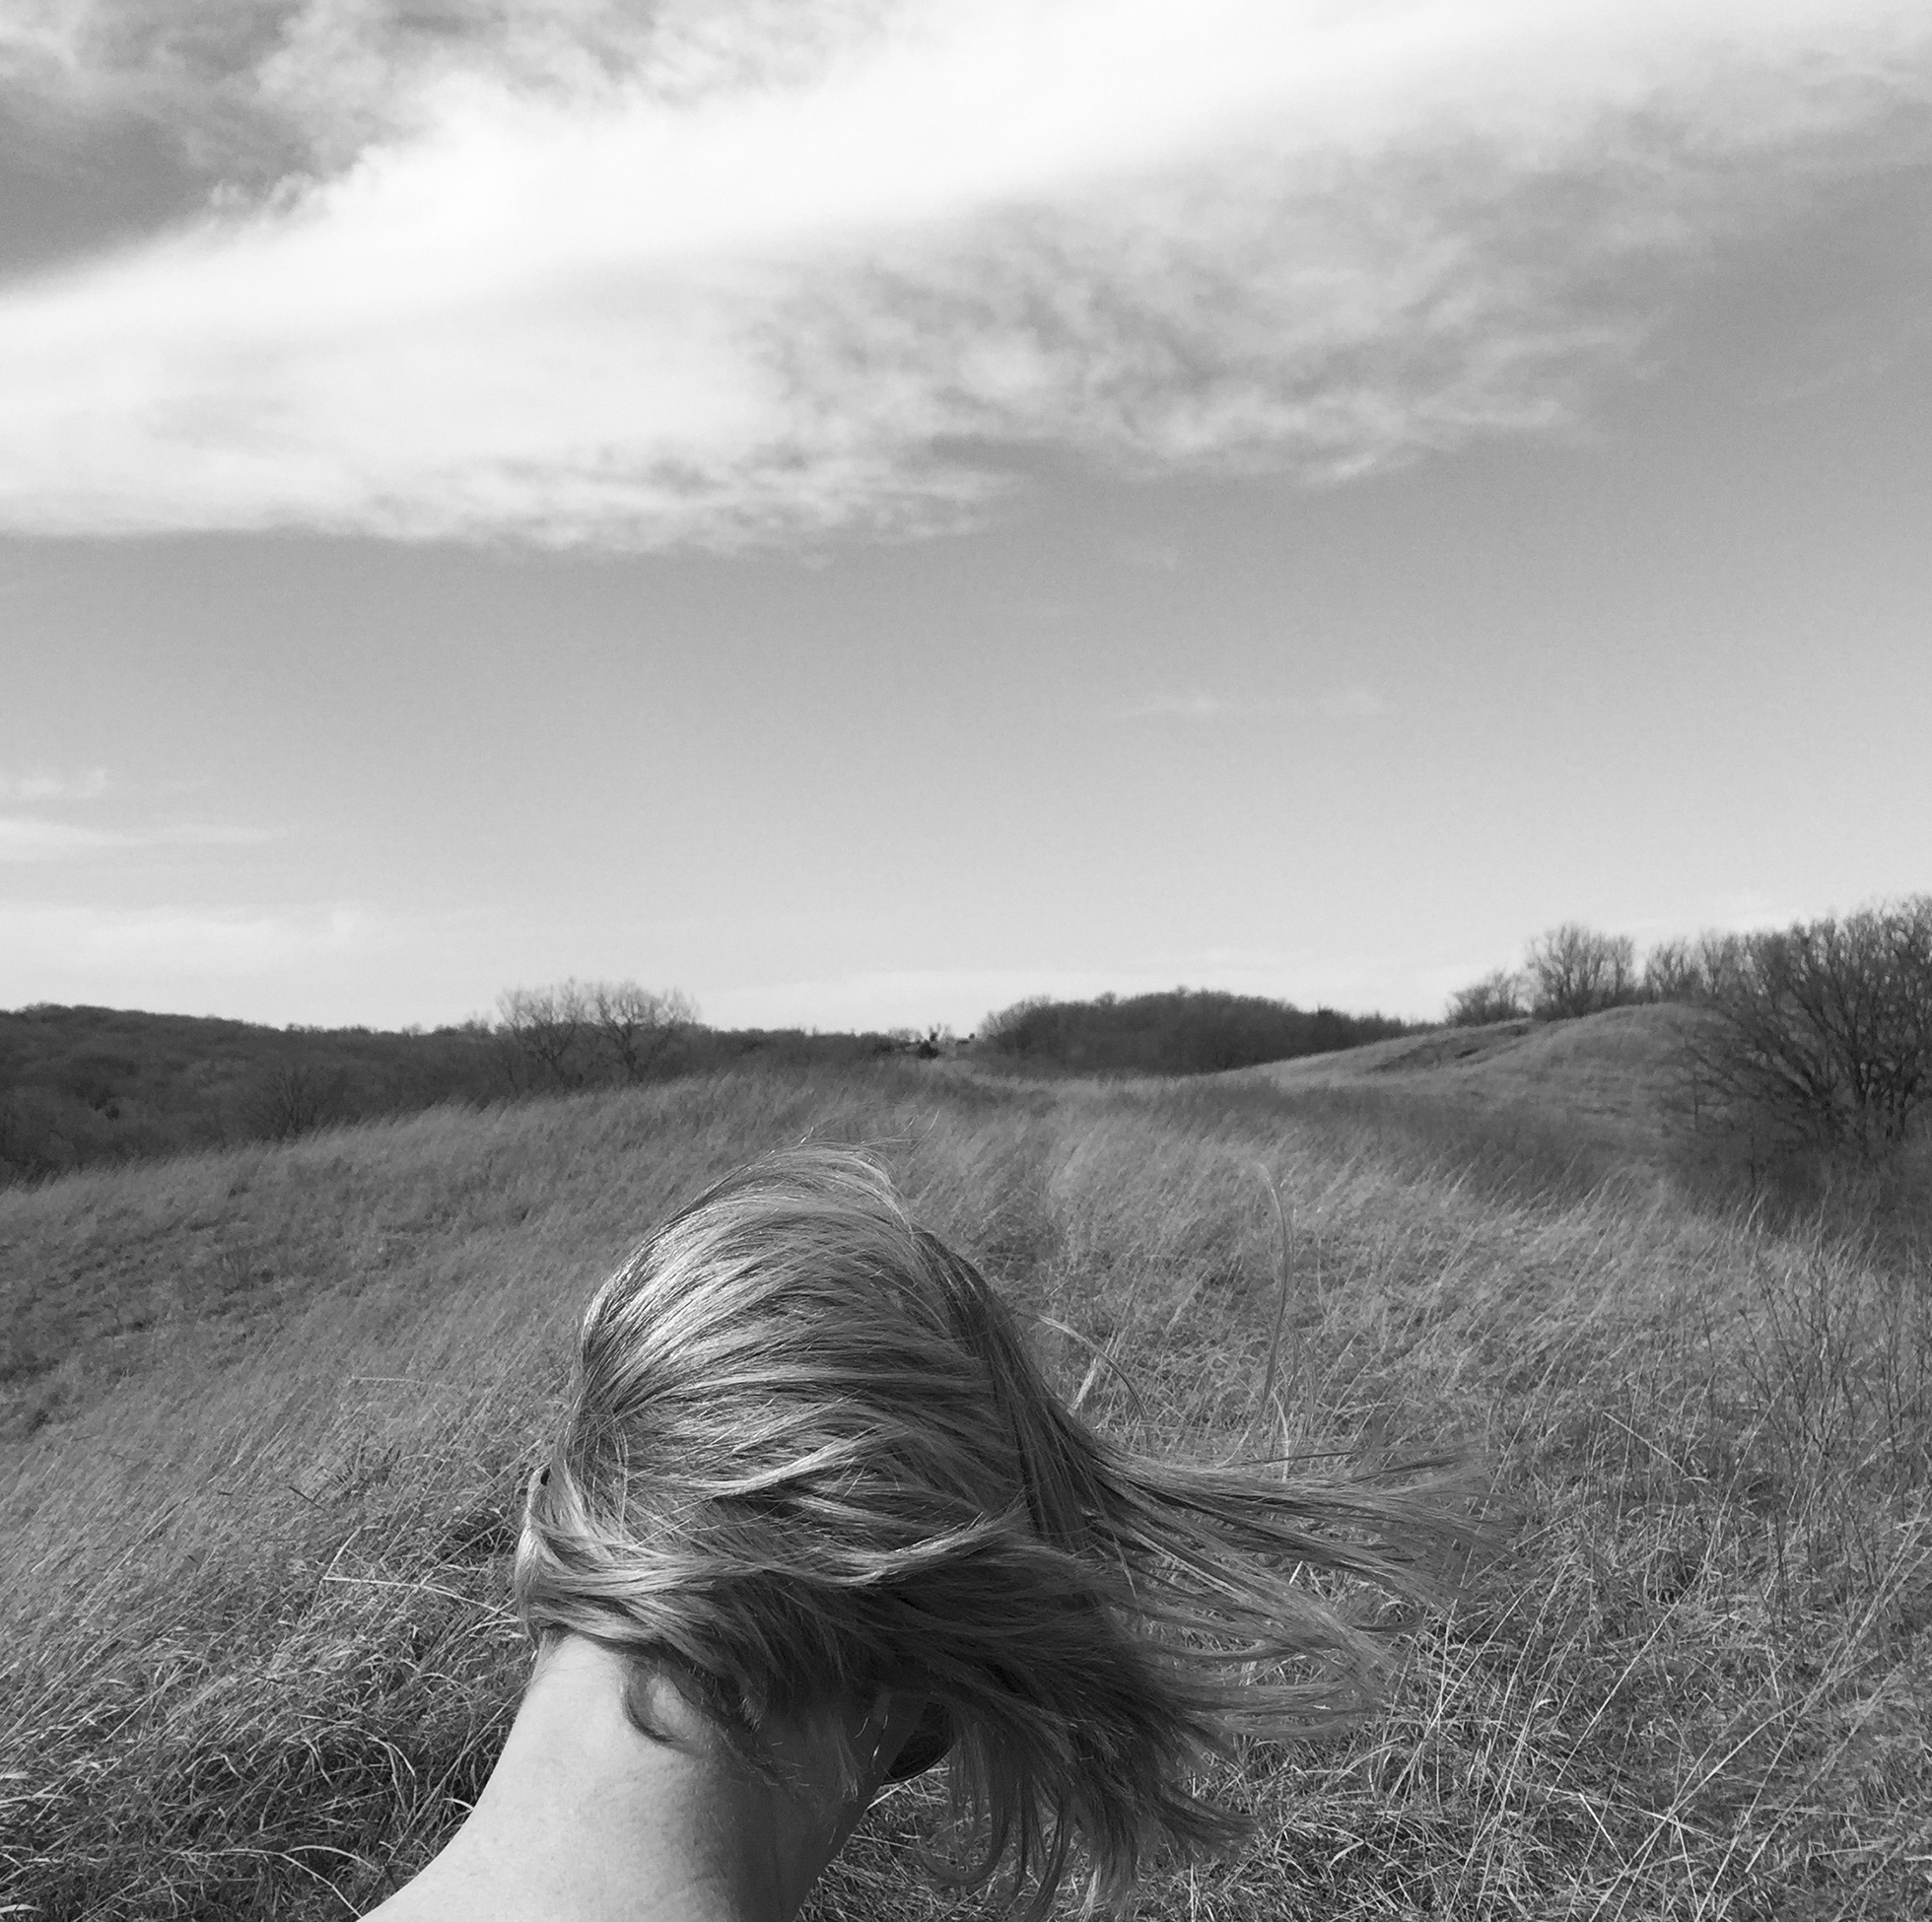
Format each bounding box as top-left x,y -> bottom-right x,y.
493,981 -> 704,1092
974,989 -> 1412,1075
1687,897 -> 1932,1161
1445,969 -> 1525,1027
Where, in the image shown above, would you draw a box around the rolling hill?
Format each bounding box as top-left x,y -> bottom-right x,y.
1249,1001 -> 1708,1160
3,1044 -> 1926,1920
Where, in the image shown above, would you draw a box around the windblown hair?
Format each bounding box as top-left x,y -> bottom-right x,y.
515,1146 -> 1474,1912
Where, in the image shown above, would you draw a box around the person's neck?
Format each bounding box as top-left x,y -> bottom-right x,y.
371,1635 -> 894,1922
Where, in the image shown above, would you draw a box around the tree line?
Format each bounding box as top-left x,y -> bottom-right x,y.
0,974 -> 1421,1186
491,981 -> 701,1092
975,988 -> 1413,1076
0,982 -> 914,1186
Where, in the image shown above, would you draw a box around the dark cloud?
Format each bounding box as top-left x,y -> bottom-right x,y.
0,1 -> 908,277
0,1 -> 1927,545
0,100 -> 205,278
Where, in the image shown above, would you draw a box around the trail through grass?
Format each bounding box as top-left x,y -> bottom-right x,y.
3,1063 -> 1927,1917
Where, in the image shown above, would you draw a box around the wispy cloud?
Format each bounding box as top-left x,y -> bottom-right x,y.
0,767 -> 110,801
0,0 -> 1927,546
1323,685 -> 1387,720
0,900 -> 371,995
706,966 -> 1129,1034
0,815 -> 276,860
708,939 -> 1435,1030
1116,684 -> 1385,721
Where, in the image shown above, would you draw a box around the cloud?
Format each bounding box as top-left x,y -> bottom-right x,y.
0,900 -> 373,1010
0,0 -> 1927,546
1323,685 -> 1386,720
1117,692 -> 1266,721
705,940 -> 1439,1031
0,814 -> 276,860
705,965 -> 1129,1034
1116,684 -> 1385,721
0,767 -> 110,801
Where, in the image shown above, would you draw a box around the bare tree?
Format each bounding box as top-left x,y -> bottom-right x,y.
496,980 -> 593,1091
1641,938 -> 1700,1003
1687,898 -> 1932,1158
976,996 -> 1058,1058
244,1062 -> 345,1141
495,979 -> 702,1091
1446,968 -> 1526,1027
1690,929 -> 1746,999
589,982 -> 699,1082
1524,924 -> 1639,1020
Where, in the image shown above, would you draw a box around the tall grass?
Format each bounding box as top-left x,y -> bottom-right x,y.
2,1063 -> 1927,1918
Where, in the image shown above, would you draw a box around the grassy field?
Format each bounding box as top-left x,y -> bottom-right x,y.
3,1017 -> 1928,1918
1246,1003 -> 1710,1170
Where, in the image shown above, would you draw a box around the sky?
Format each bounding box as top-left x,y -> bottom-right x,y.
1,0 -> 1929,1034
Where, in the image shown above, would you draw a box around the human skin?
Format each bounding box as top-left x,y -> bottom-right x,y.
367,1635 -> 928,1922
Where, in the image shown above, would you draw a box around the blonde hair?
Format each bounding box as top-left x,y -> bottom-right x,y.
515,1146 -> 1472,1911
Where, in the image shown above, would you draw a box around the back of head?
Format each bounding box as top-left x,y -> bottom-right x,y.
516,1145 -> 1474,1911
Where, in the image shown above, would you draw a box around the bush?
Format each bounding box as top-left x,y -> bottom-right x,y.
1687,897 -> 1932,1161
975,989 -> 1411,1075
492,980 -> 700,1092
1446,969 -> 1526,1027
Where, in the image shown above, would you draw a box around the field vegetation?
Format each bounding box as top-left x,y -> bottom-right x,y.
976,988 -> 1413,1075
1444,899 -> 1932,1243
0,1003 -> 501,1183
3,1014 -> 1928,1918
0,997 -> 895,1188
0,984 -> 1413,1190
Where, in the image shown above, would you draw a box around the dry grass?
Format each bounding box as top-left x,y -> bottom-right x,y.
2,1056 -> 1928,1918
1245,1003 -> 1711,1170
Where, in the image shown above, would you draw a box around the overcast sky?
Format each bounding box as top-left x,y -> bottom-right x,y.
2,0 -> 1928,1032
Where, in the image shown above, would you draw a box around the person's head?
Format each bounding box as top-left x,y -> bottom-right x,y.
516,1146 -> 1468,1911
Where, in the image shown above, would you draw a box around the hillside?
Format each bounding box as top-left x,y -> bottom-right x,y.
1245,1001 -> 1711,1169
3,1057 -> 1927,1919
0,1002 -> 915,1188
0,1002 -> 501,1183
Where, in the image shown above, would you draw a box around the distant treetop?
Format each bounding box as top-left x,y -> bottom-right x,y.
974,987 -> 1413,1075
